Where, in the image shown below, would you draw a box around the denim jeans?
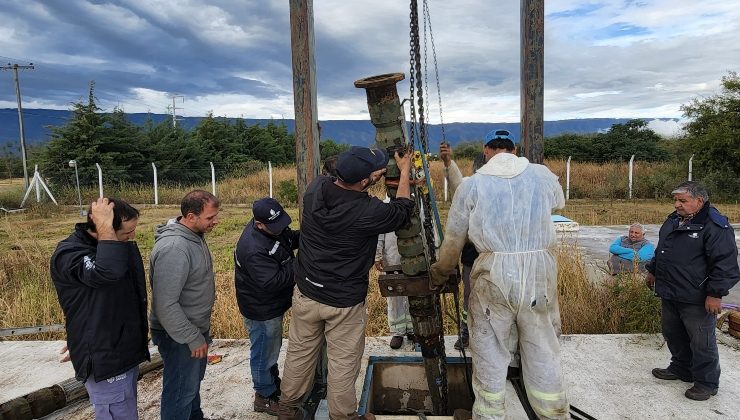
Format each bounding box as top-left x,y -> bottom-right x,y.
661,299 -> 720,390
244,316 -> 284,398
151,329 -> 209,420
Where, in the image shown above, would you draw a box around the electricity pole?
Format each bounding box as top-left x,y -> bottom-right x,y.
1,63 -> 34,189
170,94 -> 184,128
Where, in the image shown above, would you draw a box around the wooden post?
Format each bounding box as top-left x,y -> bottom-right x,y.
520,0 -> 545,164
289,0 -> 320,216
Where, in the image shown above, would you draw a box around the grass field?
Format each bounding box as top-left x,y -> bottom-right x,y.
4,194 -> 736,340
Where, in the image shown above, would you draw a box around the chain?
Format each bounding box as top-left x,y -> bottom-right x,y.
424,0 -> 446,143
437,293 -> 449,414
408,0 -> 418,150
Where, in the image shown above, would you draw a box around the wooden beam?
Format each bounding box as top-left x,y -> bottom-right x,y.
520,0 -> 545,164
289,0 -> 321,216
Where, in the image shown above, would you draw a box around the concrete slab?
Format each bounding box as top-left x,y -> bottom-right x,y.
2,333 -> 738,419
559,224 -> 740,306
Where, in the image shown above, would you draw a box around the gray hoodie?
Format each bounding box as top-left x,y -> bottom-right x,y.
149,218 -> 215,351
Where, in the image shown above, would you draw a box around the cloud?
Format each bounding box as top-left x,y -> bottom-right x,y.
0,0 -> 738,124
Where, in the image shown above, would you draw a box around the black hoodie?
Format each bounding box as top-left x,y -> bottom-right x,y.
296,176 -> 415,307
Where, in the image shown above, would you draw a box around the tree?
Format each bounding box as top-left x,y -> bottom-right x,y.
679,71 -> 740,199
319,139 -> 350,160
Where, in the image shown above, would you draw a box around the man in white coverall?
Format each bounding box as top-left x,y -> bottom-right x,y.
430,131 -> 568,419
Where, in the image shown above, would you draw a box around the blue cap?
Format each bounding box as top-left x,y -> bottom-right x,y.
484,129 -> 512,143
252,197 -> 291,233
335,146 -> 389,183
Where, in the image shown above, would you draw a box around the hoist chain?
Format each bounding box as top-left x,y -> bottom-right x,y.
423,0 -> 446,143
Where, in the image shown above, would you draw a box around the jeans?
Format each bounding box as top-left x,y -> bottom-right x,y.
151,329 -> 209,420
661,299 -> 721,390
244,316 -> 284,398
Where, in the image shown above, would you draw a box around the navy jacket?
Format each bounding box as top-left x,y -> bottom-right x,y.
50,224 -> 150,382
296,176 -> 414,308
646,203 -> 740,305
234,219 -> 299,321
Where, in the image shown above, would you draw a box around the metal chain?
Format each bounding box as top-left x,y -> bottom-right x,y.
424,0 -> 446,143
436,293 -> 449,414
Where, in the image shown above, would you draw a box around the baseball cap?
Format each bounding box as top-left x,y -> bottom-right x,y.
252,197 -> 291,233
335,146 -> 389,183
484,129 -> 512,143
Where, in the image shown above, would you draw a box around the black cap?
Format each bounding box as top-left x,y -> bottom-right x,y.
335,146 -> 389,183
252,197 -> 291,233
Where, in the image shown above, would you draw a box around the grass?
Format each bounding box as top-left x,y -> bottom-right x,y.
1,199 -> 686,341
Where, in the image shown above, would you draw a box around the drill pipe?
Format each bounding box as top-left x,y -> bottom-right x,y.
354,72 -> 448,415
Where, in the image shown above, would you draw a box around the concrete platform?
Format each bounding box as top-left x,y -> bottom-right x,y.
2,333 -> 739,419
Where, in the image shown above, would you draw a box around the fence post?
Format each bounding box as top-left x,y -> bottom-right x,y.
210,162 -> 216,196
688,154 -> 694,181
268,161 -> 273,198
152,162 -> 159,206
444,177 -> 448,202
95,163 -> 103,198
628,155 -> 635,199
566,156 -> 571,200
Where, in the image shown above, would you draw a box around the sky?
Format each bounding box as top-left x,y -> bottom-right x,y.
1,0 -> 738,136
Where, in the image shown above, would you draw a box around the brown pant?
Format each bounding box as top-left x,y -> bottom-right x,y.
279,287 -> 367,420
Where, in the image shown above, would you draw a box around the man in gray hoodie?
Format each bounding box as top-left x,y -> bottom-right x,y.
150,189 -> 220,420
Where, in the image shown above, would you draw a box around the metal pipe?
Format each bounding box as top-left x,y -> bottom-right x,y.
520,0 -> 545,164
688,154 -> 694,181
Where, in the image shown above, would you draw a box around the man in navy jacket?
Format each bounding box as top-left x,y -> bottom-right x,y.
646,181 -> 739,401
235,197 -> 299,415
50,197 -> 149,419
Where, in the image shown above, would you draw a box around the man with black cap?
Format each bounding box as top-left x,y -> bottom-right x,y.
234,197 -> 299,415
278,146 -> 415,420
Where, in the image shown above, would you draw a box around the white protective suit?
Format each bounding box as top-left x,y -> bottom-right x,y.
431,152 -> 568,419
375,222 -> 413,337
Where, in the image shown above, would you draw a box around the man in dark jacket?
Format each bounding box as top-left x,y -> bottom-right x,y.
235,197 -> 299,415
278,147 -> 415,420
50,197 -> 149,419
646,181 -> 740,401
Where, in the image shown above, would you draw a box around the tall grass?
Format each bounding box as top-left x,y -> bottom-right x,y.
1,208 -> 662,340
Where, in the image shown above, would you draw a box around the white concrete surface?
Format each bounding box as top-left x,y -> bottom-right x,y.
2,333 -> 739,419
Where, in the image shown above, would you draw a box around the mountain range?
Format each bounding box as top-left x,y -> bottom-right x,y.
0,108 -> 675,151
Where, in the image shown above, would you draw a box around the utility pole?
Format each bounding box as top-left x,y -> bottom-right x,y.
170,94 -> 184,128
289,0 -> 321,217
520,0 -> 545,164
1,63 -> 34,189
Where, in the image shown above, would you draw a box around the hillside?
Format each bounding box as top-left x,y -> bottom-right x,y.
0,108 -> 670,150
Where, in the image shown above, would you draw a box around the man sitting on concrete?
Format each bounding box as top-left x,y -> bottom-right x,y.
608,222 -> 655,275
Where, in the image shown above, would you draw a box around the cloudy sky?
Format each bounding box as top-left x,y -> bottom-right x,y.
1,0 -> 738,132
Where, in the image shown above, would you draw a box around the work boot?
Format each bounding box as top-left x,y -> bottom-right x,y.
453,409 -> 473,420
389,335 -> 404,349
685,386 -> 718,401
254,392 -> 280,416
651,367 -> 692,382
277,404 -> 303,420
454,335 -> 469,350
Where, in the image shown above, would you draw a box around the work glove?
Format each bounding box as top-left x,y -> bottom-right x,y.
429,262 -> 450,287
